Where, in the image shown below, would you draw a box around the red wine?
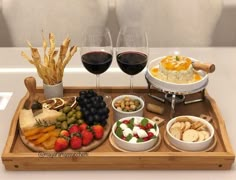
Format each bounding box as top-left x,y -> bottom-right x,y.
82,51 -> 112,75
117,52 -> 147,75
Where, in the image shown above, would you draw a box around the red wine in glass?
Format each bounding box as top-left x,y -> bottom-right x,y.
82,51 -> 112,75
117,51 -> 148,75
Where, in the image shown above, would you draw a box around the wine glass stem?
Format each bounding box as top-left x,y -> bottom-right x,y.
96,74 -> 100,94
130,75 -> 134,93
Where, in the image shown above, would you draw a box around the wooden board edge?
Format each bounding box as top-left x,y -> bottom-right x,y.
2,152 -> 234,171
1,93 -> 29,156
205,92 -> 235,156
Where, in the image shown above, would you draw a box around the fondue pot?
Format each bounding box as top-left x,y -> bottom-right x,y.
145,56 -> 215,117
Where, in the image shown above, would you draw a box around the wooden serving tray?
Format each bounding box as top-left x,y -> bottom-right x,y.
1,87 -> 235,170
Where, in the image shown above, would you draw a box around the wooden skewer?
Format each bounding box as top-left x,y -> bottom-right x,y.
192,62 -> 215,73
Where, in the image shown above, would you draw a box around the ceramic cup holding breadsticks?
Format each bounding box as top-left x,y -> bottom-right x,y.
21,33 -> 78,98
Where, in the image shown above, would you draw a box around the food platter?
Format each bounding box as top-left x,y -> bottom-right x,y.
1,87 -> 235,170
19,121 -> 111,152
146,56 -> 209,94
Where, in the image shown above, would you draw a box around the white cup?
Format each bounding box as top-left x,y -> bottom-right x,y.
43,82 -> 63,99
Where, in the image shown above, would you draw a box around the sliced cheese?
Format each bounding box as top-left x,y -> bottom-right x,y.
19,109 -> 36,131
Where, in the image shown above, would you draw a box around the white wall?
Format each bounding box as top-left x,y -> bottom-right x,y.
211,0 -> 236,46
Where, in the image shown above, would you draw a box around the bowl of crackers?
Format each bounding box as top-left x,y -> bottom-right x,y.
166,115 -> 214,151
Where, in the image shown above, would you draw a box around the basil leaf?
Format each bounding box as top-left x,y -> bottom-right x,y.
115,127 -> 123,138
116,121 -> 122,127
137,138 -> 144,143
126,134 -> 133,141
141,118 -> 149,127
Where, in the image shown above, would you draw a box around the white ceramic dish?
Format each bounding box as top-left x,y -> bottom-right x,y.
166,115 -> 214,151
112,95 -> 144,121
146,56 -> 208,93
112,116 -> 159,152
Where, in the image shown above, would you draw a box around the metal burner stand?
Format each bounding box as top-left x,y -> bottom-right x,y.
145,76 -> 206,118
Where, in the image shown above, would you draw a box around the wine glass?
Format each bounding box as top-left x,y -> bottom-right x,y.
80,26 -> 113,100
116,26 -> 148,92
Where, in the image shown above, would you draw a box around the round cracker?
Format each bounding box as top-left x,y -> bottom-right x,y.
182,129 -> 199,142
184,121 -> 191,131
200,130 -> 210,140
197,131 -> 205,142
171,122 -> 182,129
170,127 -> 182,140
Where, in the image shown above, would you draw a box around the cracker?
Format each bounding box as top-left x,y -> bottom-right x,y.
170,127 -> 182,140
184,121 -> 191,131
197,131 -> 205,142
191,121 -> 203,130
180,122 -> 186,130
175,117 -> 193,123
200,130 -> 210,140
196,124 -> 207,131
171,122 -> 182,129
182,129 -> 199,142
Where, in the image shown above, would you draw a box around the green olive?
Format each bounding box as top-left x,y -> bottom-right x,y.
75,106 -> 81,111
57,114 -> 67,122
67,116 -> 77,124
63,106 -> 72,114
76,111 -> 82,119
55,121 -> 61,128
77,119 -> 84,125
67,110 -> 75,118
61,121 -> 68,130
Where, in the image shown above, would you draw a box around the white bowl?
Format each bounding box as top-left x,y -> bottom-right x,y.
146,56 -> 208,94
166,115 -> 214,151
112,116 -> 159,152
112,95 -> 144,121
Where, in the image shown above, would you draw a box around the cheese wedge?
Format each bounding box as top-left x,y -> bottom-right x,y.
19,108 -> 62,131
35,108 -> 62,124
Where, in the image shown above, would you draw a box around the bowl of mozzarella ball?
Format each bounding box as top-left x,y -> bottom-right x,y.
112,116 -> 159,151
112,95 -> 144,121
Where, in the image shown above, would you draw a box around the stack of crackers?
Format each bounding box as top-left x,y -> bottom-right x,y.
169,117 -> 210,142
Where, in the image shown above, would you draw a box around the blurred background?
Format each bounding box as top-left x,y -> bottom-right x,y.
0,0 -> 236,47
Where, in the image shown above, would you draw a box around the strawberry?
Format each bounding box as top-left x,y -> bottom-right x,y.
68,124 -> 80,134
146,123 -> 154,130
81,129 -> 94,146
79,123 -> 88,132
54,137 -> 69,152
59,130 -> 70,137
70,134 -> 82,149
92,125 -> 104,139
147,132 -> 154,139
